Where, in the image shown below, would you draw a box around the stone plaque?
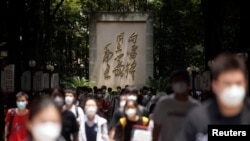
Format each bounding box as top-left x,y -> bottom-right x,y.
89,13 -> 153,88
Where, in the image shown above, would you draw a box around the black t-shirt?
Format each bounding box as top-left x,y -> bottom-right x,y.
109,105 -> 148,129
115,117 -> 145,141
61,110 -> 79,141
175,98 -> 250,141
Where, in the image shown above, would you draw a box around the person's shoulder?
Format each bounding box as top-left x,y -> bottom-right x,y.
188,97 -> 201,105
156,94 -> 174,105
96,115 -> 108,125
186,99 -> 213,119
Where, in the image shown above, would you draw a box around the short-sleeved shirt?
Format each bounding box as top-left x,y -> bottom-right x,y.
5,108 -> 29,141
61,110 -> 79,141
175,98 -> 250,141
153,94 -> 199,141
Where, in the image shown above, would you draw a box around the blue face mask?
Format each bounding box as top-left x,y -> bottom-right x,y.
16,102 -> 26,110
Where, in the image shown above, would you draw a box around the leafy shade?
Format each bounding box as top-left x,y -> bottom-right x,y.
64,76 -> 95,89
146,76 -> 170,92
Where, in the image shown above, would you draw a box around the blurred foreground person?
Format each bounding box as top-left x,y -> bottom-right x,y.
109,95 -> 127,140
114,100 -> 149,141
4,92 -> 29,141
26,98 -> 65,141
175,53 -> 250,141
153,70 -> 199,141
51,88 -> 79,141
81,98 -> 109,141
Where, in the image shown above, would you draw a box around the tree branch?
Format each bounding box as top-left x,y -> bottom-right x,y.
51,0 -> 65,19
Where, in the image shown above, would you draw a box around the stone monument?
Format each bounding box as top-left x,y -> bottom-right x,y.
89,12 -> 153,88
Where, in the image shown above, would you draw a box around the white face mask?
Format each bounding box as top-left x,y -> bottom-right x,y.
127,95 -> 137,101
86,106 -> 97,116
219,85 -> 246,108
172,82 -> 188,94
65,96 -> 74,105
54,96 -> 64,106
125,108 -> 137,117
32,122 -> 61,141
120,101 -> 126,108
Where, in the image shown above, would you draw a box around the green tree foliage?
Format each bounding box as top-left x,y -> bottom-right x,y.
1,0 -> 240,84
150,0 -> 205,77
63,76 -> 96,88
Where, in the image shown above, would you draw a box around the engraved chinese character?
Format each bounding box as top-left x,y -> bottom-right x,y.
116,32 -> 124,53
103,43 -> 113,63
128,45 -> 138,60
113,60 -> 125,77
104,64 -> 111,79
128,32 -> 138,44
115,54 -> 124,61
125,60 -> 136,80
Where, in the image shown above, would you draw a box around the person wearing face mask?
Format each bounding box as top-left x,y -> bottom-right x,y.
153,70 -> 200,141
26,97 -> 65,141
114,100 -> 149,141
95,89 -> 110,119
63,89 -> 85,141
175,53 -> 250,141
81,98 -> 109,141
4,92 -> 29,141
109,86 -> 148,141
109,95 -> 127,140
50,88 -> 79,141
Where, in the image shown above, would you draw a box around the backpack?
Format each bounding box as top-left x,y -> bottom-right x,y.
7,108 -> 16,138
119,116 -> 149,141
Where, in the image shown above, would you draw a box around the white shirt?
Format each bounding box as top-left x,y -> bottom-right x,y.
64,105 -> 85,141
152,94 -> 200,141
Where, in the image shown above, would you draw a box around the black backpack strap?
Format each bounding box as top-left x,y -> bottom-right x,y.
75,105 -> 79,118
7,108 -> 16,138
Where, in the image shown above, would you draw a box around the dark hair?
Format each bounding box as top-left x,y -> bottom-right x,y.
64,89 -> 77,97
124,85 -> 138,95
117,86 -> 121,90
211,53 -> 247,80
108,88 -> 112,92
101,85 -> 107,90
28,98 -> 61,121
170,70 -> 190,83
16,91 -> 29,100
50,87 -> 64,97
83,98 -> 98,108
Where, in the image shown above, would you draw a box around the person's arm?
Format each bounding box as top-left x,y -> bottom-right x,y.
114,122 -> 122,141
4,109 -> 11,141
109,127 -> 115,141
153,123 -> 162,141
73,132 -> 79,141
4,122 -> 10,141
109,111 -> 120,140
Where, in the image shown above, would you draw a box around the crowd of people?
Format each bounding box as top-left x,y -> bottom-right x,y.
4,53 -> 250,141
